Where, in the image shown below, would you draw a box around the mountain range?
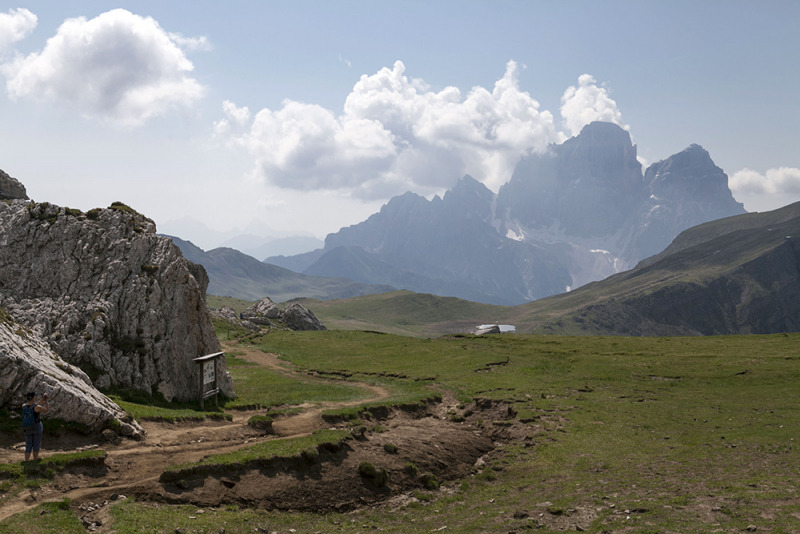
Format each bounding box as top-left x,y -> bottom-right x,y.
158,216 -> 323,259
267,122 -> 745,305
297,200 -> 800,337
165,236 -> 394,302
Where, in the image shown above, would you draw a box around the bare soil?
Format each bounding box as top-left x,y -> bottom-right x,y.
0,343 -> 513,530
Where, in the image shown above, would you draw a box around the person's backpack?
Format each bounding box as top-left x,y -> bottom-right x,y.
21,404 -> 36,429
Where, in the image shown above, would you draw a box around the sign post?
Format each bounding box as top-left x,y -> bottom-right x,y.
193,352 -> 224,409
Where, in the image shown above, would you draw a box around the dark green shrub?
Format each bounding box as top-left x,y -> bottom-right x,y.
420,472 -> 439,490
86,208 -> 102,220
109,201 -> 139,215
358,461 -> 377,478
383,443 -> 398,454
374,467 -> 389,487
358,462 -> 389,487
141,265 -> 159,276
403,462 -> 418,476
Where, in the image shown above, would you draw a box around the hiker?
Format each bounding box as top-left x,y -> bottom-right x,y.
21,391 -> 49,461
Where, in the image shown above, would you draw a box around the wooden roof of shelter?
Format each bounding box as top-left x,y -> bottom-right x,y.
193,352 -> 225,362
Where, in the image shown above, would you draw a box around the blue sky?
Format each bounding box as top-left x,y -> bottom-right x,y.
0,1 -> 798,244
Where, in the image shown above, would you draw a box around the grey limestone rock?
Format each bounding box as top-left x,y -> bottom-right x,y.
0,169 -> 27,201
209,306 -> 260,332
241,296 -> 281,325
281,302 -> 326,331
210,306 -> 238,322
0,309 -> 142,432
0,199 -> 233,402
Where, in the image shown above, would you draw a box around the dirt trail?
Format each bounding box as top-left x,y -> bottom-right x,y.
0,342 -> 392,523
230,344 -> 390,436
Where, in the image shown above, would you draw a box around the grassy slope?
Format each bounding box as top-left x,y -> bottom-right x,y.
256,331 -> 800,531
508,210 -> 800,335
102,330 -> 800,533
297,290 -> 514,337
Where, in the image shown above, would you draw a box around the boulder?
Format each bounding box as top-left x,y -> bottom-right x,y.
0,199 -> 233,402
0,169 -> 27,201
241,297 -> 281,325
0,308 -> 142,432
209,307 -> 261,332
280,302 -> 326,331
210,306 -> 238,322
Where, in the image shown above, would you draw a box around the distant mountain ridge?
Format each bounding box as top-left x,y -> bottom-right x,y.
165,236 -> 394,302
297,201 -> 800,338
283,122 -> 746,305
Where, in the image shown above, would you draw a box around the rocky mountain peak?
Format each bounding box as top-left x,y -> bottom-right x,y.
0,168 -> 28,200
443,175 -> 495,222
496,121 -> 645,239
560,121 -> 642,188
645,143 -> 744,210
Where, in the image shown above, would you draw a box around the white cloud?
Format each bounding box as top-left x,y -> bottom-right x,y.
168,32 -> 211,51
1,9 -> 206,126
221,60 -> 561,199
0,8 -> 36,55
560,74 -> 628,137
730,167 -> 800,195
213,100 -> 251,135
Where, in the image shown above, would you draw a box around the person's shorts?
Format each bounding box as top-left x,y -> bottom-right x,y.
23,422 -> 43,453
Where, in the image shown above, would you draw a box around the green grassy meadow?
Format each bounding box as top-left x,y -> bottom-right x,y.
116,330 -> 800,532
5,330 -> 800,532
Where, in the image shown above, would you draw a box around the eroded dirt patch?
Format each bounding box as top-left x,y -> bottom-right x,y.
137,409 -> 494,512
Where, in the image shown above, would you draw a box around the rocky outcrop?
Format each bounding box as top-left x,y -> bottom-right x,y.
0,199 -> 233,402
0,307 -> 142,434
0,169 -> 27,200
241,296 -> 281,325
281,302 -> 326,331
210,306 -> 259,331
217,297 -> 326,332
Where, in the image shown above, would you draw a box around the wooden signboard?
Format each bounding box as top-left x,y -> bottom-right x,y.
194,352 -> 224,409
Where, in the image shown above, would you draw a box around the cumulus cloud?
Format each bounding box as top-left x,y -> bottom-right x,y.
167,32 -> 211,51
0,8 -> 37,54
1,9 -> 206,125
560,74 -> 628,137
213,100 -> 251,135
729,167 -> 800,195
221,60 -> 561,198
0,8 -> 39,55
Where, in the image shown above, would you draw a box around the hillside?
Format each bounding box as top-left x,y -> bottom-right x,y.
165,236 -> 395,302
508,201 -> 800,335
295,290 -> 513,337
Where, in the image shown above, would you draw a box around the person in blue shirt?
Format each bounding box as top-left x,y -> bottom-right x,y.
21,392 -> 49,461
